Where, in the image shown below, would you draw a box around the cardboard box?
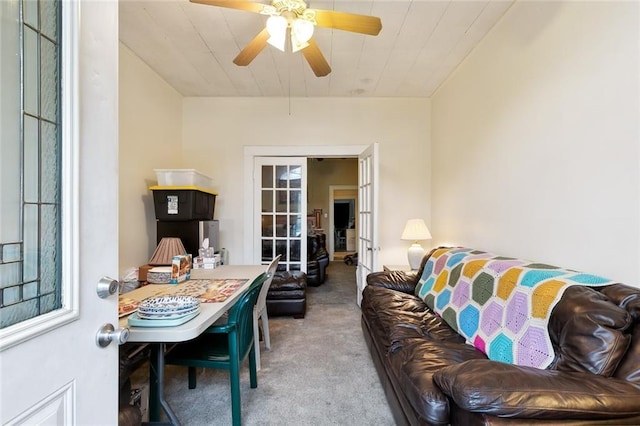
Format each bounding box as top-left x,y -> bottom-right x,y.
170,254 -> 192,284
138,264 -> 153,283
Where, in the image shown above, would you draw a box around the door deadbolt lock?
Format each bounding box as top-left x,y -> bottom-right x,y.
97,276 -> 119,299
96,323 -> 129,347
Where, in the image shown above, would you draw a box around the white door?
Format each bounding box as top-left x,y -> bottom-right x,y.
356,143 -> 379,306
1,1 -> 119,424
254,157 -> 307,271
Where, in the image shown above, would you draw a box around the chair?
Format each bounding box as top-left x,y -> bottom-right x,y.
253,255 -> 281,371
165,273 -> 268,426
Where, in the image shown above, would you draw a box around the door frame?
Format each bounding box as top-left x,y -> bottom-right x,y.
243,145 -> 367,264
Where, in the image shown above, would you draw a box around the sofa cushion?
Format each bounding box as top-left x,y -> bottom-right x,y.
548,285 -> 631,376
599,284 -> 640,385
271,271 -> 306,290
367,270 -> 419,294
433,359 -> 640,420
362,285 -> 487,424
387,337 -> 486,424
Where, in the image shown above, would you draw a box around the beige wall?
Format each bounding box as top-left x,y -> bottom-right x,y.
181,97 -> 431,266
117,63 -> 431,270
118,44 -> 183,275
431,2 -> 640,285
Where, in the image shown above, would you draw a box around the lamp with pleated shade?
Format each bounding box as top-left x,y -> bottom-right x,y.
401,219 -> 432,270
148,237 -> 187,266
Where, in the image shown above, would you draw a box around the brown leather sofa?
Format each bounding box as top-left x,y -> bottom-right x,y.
362,248 -> 640,425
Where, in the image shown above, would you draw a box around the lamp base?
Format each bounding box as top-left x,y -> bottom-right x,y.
407,243 -> 425,270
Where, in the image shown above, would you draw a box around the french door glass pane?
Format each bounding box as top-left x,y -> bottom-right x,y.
289,215 -> 301,237
289,166 -> 301,188
275,240 -> 288,261
275,216 -> 287,238
0,0 -> 62,329
261,190 -> 273,212
261,166 -> 273,189
290,240 -> 301,262
261,215 -> 273,237
290,190 -> 301,213
261,240 -> 273,263
275,166 -> 287,188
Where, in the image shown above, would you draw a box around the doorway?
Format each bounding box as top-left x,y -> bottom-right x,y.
329,185 -> 357,261
243,144 -> 379,306
242,146 -> 374,265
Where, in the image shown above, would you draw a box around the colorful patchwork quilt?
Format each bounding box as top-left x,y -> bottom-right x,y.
416,247 -> 615,369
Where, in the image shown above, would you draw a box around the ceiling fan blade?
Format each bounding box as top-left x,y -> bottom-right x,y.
233,28 -> 270,66
301,39 -> 331,77
313,10 -> 382,36
189,0 -> 266,14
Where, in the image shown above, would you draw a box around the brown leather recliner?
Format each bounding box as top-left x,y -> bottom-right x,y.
307,233 -> 328,286
266,270 -> 307,318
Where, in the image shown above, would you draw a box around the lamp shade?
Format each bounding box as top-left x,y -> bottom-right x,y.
149,237 -> 187,266
401,219 -> 432,242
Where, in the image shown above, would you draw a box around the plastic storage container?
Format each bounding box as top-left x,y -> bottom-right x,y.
151,186 -> 217,221
154,169 -> 214,189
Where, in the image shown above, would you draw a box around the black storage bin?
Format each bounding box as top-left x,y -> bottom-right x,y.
152,187 -> 216,221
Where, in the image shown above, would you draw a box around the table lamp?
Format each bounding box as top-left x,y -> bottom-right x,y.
401,219 -> 432,270
149,237 -> 187,265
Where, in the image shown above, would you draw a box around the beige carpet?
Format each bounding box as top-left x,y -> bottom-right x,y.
332,251 -> 356,261
132,261 -> 394,425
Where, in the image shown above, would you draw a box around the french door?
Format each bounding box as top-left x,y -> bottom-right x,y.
356,143 -> 379,306
254,157 -> 307,271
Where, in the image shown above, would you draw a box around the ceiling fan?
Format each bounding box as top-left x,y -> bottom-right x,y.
190,0 -> 382,77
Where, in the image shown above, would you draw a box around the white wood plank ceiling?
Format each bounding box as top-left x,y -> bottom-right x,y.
119,0 -> 514,97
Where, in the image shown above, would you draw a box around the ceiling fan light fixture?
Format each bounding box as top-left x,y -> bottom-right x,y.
266,15 -> 287,51
291,19 -> 312,52
291,36 -> 309,53
292,18 -> 314,43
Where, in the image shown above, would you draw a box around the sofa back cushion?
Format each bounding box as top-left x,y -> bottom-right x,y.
548,285 -> 631,376
599,284 -> 640,384
416,247 -> 631,373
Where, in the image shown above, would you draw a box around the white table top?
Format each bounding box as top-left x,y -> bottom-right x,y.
120,265 -> 266,343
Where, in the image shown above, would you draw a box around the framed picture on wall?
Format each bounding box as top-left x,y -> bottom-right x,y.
314,209 -> 322,229
307,215 -> 316,230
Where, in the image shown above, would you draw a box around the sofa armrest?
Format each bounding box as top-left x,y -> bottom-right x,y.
366,270 -> 419,294
433,359 -> 640,420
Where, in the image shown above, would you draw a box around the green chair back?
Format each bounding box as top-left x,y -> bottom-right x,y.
224,274 -> 267,363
